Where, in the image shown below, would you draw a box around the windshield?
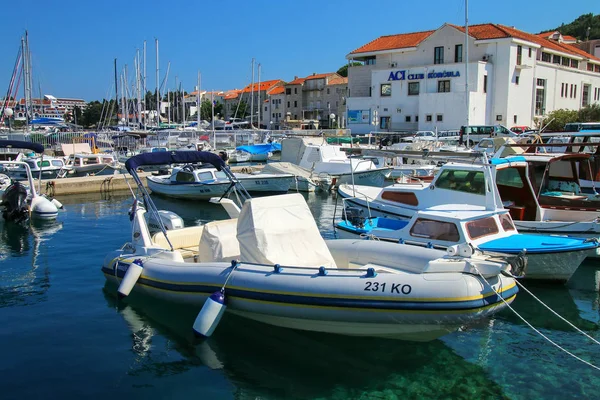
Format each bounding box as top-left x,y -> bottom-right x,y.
435,169 -> 485,195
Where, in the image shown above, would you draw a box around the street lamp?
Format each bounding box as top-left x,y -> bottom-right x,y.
329,113 -> 336,129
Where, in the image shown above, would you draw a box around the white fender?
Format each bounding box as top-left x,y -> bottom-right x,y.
193,291 -> 227,337
118,259 -> 144,298
50,198 -> 63,209
30,195 -> 59,220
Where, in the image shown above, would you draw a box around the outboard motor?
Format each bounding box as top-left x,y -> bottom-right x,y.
343,207 -> 366,229
2,181 -> 30,223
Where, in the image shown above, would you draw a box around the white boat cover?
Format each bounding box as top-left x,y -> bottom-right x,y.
236,193 -> 337,268
198,219 -> 240,262
60,143 -> 92,156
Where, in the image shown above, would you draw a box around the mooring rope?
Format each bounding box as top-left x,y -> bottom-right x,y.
472,264 -> 600,371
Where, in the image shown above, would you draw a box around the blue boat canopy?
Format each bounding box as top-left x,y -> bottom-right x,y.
490,156 -> 526,165
0,140 -> 44,154
125,150 -> 226,173
236,143 -> 281,154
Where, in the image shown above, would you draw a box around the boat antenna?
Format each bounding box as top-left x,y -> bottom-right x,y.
464,0 -> 470,148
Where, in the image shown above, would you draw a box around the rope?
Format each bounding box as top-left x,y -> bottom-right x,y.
472,264 -> 600,371
511,277 -> 600,346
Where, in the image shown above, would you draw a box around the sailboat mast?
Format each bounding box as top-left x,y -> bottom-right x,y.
250,58 -> 255,127
196,71 -> 201,129
155,38 -> 160,128
181,81 -> 185,125
136,49 -> 142,128
143,40 -> 147,131
465,0 -> 470,146
114,58 -> 119,126
257,63 -> 261,130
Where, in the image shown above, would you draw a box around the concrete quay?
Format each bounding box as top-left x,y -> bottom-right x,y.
38,165 -> 263,196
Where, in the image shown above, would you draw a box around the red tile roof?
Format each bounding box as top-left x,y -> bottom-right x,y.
349,29 -> 435,54
287,77 -> 306,85
268,86 -> 285,95
241,79 -> 284,93
304,72 -> 334,81
327,76 -> 348,85
350,23 -> 599,62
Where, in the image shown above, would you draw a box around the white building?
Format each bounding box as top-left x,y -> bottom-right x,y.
346,23 -> 600,133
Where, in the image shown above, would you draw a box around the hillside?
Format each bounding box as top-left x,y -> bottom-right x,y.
547,13 -> 600,41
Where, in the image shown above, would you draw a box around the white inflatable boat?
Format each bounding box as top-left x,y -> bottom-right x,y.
103,151 -> 517,341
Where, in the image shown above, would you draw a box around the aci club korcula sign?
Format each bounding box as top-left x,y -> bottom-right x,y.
388,70 -> 460,81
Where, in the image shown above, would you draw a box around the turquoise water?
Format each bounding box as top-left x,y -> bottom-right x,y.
1,191 -> 599,399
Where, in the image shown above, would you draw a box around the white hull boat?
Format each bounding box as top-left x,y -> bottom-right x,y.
147,164 -> 294,200
103,152 -> 518,341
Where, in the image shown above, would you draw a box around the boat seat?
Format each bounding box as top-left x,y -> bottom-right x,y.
198,219 -> 240,263
152,226 -> 205,258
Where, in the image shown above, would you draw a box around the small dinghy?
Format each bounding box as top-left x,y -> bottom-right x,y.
0,140 -> 62,222
102,151 -> 518,341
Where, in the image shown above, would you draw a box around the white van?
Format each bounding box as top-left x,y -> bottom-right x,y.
459,125 -> 516,146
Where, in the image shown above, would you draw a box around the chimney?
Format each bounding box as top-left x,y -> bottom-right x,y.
294,76 -> 298,80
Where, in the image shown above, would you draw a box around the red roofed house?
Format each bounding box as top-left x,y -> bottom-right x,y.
345,23 -> 600,134
269,73 -> 347,129
222,79 -> 285,127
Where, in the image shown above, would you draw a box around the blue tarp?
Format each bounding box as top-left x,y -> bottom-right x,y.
125,150 -> 225,173
0,140 -> 44,154
236,143 -> 281,155
478,234 -> 597,254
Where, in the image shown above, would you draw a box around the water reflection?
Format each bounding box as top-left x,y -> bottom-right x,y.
0,219 -> 62,308
103,284 -> 511,400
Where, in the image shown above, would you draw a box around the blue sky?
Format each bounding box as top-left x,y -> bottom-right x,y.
1,0 -> 597,101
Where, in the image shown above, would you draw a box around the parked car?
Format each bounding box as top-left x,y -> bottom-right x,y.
459,125 -> 516,146
401,131 -> 436,142
510,125 -> 533,134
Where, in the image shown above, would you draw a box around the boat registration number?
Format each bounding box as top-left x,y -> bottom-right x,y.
254,180 -> 269,185
364,281 -> 412,294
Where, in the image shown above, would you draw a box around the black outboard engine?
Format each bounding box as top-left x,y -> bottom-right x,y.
2,181 -> 30,223
343,207 -> 366,228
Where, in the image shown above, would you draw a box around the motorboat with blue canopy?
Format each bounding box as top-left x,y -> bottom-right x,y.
140,151 -> 293,200
102,152 -> 518,341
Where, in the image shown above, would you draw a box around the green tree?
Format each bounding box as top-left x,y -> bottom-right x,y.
337,62 -> 363,78
81,100 -> 104,128
543,109 -> 579,132
200,99 -> 224,121
578,104 -> 600,122
549,13 -> 600,40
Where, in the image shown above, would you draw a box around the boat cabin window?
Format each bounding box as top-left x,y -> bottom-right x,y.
499,213 -> 516,231
381,191 -> 419,206
466,217 -> 499,240
175,171 -> 195,182
409,218 -> 460,242
214,171 -> 228,180
101,157 -> 114,164
496,167 -> 524,188
435,169 -> 485,195
26,160 -> 37,169
38,160 -> 51,168
51,160 -> 63,167
196,171 -> 214,182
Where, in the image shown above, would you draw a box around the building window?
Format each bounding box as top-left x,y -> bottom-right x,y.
455,44 -> 463,63
264,106 -> 267,111
528,47 -> 532,58
426,114 -> 432,122
574,85 -> 577,98
553,54 -> 561,64
514,115 -> 517,123
380,116 -> 390,129
541,52 -> 552,62
285,88 -> 291,95
515,75 -> 520,85
483,75 -> 488,93
588,63 -> 594,71
436,114 -> 443,122
294,88 -> 297,94
408,82 -> 420,96
562,57 -> 570,67
287,101 -> 290,107
294,100 -> 297,107
571,60 -> 579,69
415,115 -> 419,122
596,65 -> 600,73
327,88 -> 330,94
365,56 -> 376,65
517,45 -> 522,65
405,116 -> 411,122
380,83 -> 392,97
570,84 -> 574,98
437,80 -> 450,93
561,83 -> 564,97
582,85 -> 590,107
535,79 -> 546,116
434,46 -> 444,64
496,114 -> 503,121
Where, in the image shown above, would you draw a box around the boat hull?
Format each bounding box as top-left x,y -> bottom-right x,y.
102,253 -> 517,341
147,174 -> 293,199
